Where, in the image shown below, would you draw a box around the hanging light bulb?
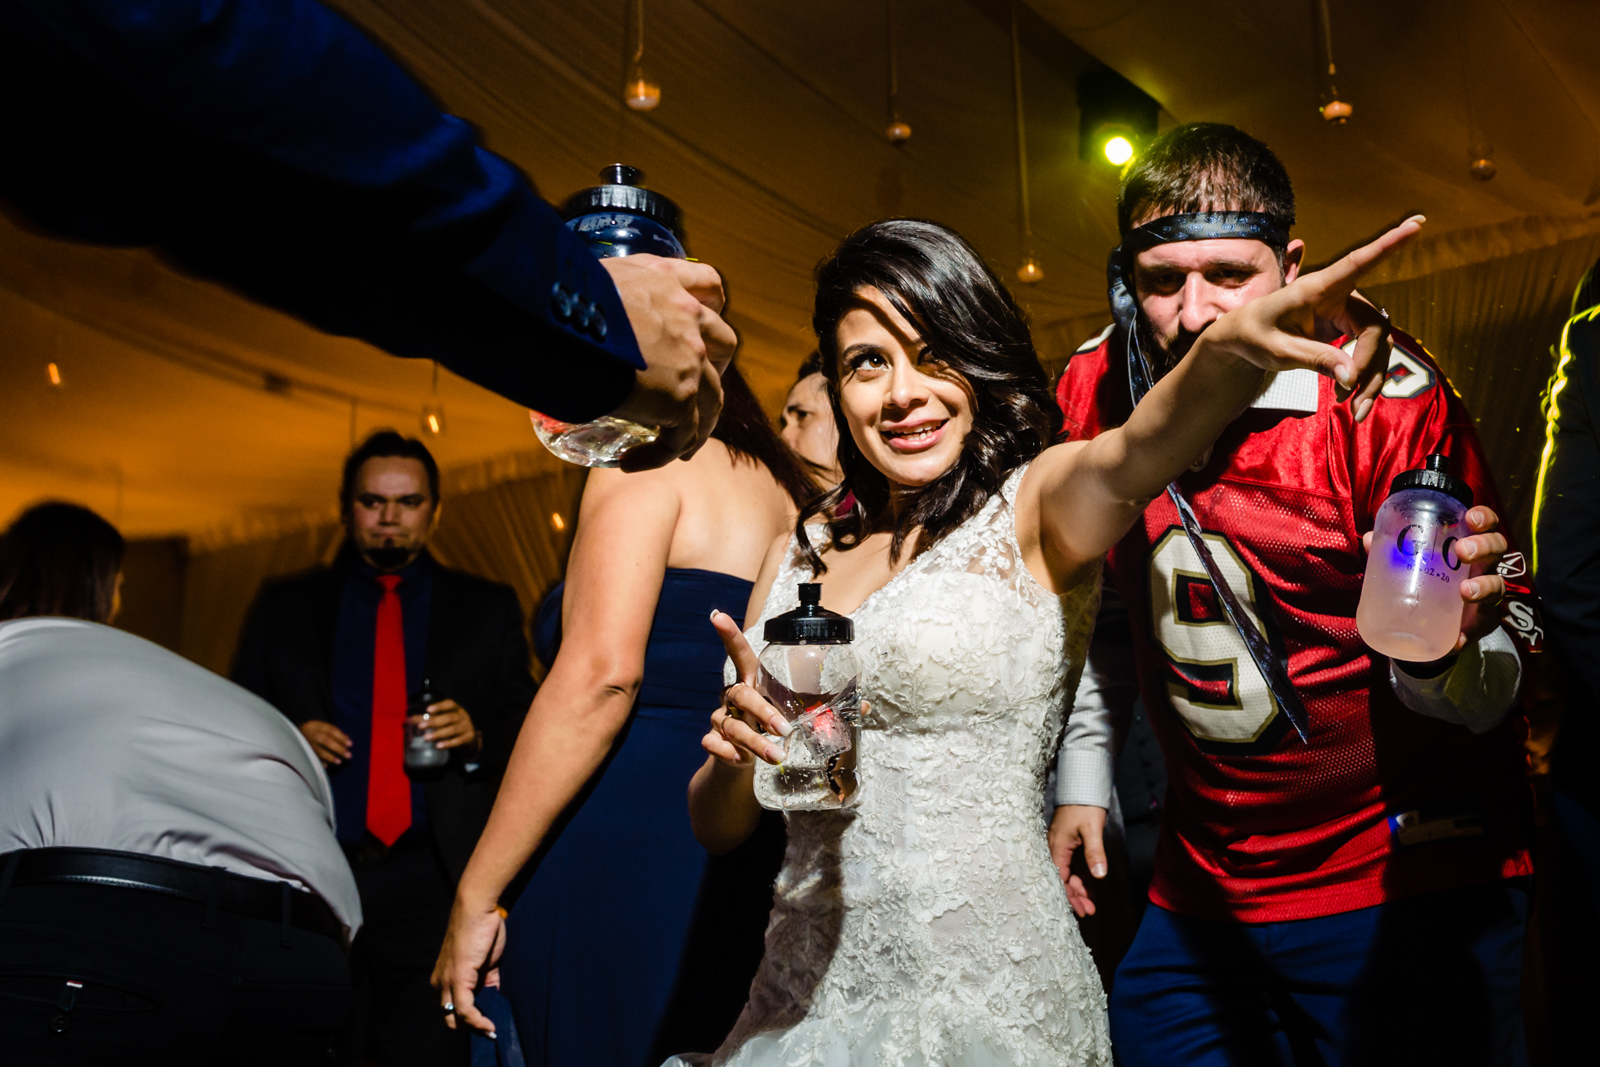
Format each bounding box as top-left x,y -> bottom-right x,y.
421,400 -> 445,435
1009,4 -> 1041,287
550,512 -> 567,532
883,0 -> 910,144
46,362 -> 63,387
1468,143 -> 1496,181
1312,0 -> 1352,124
625,63 -> 661,111
420,361 -> 446,435
624,0 -> 660,111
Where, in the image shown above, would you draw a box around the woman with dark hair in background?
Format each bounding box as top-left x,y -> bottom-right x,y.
0,501 -> 125,623
434,363 -> 815,1065
659,213 -> 1418,1065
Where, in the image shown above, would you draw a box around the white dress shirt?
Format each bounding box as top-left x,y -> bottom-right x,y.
0,617 -> 361,939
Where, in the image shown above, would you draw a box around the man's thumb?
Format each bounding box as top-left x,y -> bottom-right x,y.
1084,825 -> 1108,880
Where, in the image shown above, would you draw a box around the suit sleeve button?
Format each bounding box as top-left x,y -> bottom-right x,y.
550,282 -> 574,321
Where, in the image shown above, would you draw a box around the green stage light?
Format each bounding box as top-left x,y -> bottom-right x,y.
1079,68 -> 1159,166
1103,135 -> 1134,165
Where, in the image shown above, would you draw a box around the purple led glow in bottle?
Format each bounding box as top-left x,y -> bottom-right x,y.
1355,454 -> 1473,662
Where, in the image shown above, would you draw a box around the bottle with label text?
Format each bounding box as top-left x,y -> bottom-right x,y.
753,584 -> 863,812
529,165 -> 687,467
1356,454 -> 1473,663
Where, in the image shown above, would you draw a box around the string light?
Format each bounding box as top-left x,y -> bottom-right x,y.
47,362 -> 62,387
550,512 -> 567,531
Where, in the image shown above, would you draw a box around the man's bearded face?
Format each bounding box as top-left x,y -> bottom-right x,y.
1131,234 -> 1296,378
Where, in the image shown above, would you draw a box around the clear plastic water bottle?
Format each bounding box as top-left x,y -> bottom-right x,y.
753,584 -> 862,812
403,677 -> 451,781
529,165 -> 687,467
1356,454 -> 1473,663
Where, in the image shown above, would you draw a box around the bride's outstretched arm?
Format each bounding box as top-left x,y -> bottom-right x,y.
1020,216 -> 1423,590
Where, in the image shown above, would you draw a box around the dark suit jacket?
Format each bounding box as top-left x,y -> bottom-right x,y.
1535,259 -> 1600,808
232,550 -> 535,882
0,0 -> 640,422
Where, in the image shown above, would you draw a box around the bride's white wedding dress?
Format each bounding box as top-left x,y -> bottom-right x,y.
670,465 -> 1112,1066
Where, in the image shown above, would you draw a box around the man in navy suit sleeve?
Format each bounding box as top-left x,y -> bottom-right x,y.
0,0 -> 732,467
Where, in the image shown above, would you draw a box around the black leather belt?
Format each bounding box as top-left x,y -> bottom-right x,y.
0,847 -> 344,944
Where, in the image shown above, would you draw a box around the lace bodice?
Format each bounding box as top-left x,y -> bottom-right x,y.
697,464 -> 1111,1066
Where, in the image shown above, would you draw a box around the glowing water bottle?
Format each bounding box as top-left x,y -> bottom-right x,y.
1356,454 -> 1473,662
529,165 -> 687,467
753,584 -> 863,812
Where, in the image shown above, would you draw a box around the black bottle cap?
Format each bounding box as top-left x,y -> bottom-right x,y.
560,164 -> 683,239
763,583 -> 853,645
1388,453 -> 1474,508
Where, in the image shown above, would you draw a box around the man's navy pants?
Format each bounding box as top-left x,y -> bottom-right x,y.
1109,880 -> 1529,1067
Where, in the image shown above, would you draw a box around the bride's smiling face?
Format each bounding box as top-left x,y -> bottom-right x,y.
834,287 -> 975,491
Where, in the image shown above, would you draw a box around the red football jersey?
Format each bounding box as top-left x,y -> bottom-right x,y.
1058,326 -> 1536,922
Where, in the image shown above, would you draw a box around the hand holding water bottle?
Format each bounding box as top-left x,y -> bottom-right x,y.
600,254 -> 737,470
532,166 -> 738,470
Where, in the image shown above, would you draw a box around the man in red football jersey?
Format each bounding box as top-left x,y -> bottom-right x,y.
1049,124 -> 1539,1066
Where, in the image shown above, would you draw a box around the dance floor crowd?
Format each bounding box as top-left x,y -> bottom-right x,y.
2,3 -> 1597,1067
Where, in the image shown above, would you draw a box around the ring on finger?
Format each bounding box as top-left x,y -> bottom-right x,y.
443,1002 -> 455,1014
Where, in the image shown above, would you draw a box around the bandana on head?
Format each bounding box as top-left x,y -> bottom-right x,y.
1104,210 -> 1312,744
1107,211 -> 1290,401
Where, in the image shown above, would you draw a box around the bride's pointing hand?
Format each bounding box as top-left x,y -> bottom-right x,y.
704,610 -> 790,767
1204,214 -> 1424,423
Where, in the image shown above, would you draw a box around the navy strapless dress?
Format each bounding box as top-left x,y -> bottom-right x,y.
502,568 -> 777,1067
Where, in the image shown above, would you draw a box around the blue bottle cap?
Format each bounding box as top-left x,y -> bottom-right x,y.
560,164 -> 683,240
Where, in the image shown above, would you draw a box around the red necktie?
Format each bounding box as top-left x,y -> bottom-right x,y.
368,574 -> 411,846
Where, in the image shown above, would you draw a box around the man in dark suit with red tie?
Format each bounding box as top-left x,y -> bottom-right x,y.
234,431 -> 535,1066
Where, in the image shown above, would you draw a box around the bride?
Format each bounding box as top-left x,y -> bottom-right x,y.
669,215 -> 1418,1066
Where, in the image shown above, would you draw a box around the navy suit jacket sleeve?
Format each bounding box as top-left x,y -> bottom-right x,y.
0,0 -> 642,422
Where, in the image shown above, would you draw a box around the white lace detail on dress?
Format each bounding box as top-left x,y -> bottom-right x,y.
687,463 -> 1110,1067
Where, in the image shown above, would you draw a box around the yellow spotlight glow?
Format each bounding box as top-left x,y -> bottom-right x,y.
550,512 -> 566,531
47,362 -> 62,387
1103,136 -> 1134,166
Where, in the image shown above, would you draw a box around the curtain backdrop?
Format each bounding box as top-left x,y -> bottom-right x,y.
177,463 -> 588,680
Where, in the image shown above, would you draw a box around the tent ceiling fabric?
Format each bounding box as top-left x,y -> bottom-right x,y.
5,0 -> 1598,538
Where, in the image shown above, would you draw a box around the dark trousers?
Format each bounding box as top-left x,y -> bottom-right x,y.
0,879 -> 350,1065
1109,879 -> 1529,1067
342,833 -> 468,1067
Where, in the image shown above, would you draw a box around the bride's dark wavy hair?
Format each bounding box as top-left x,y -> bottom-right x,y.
796,219 -> 1060,574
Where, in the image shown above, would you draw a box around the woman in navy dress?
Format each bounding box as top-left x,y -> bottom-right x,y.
435,365 -> 816,1065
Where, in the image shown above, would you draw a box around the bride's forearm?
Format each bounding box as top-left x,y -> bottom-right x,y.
688,755 -> 762,855
1093,340 -> 1265,507
1029,343 -> 1266,577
